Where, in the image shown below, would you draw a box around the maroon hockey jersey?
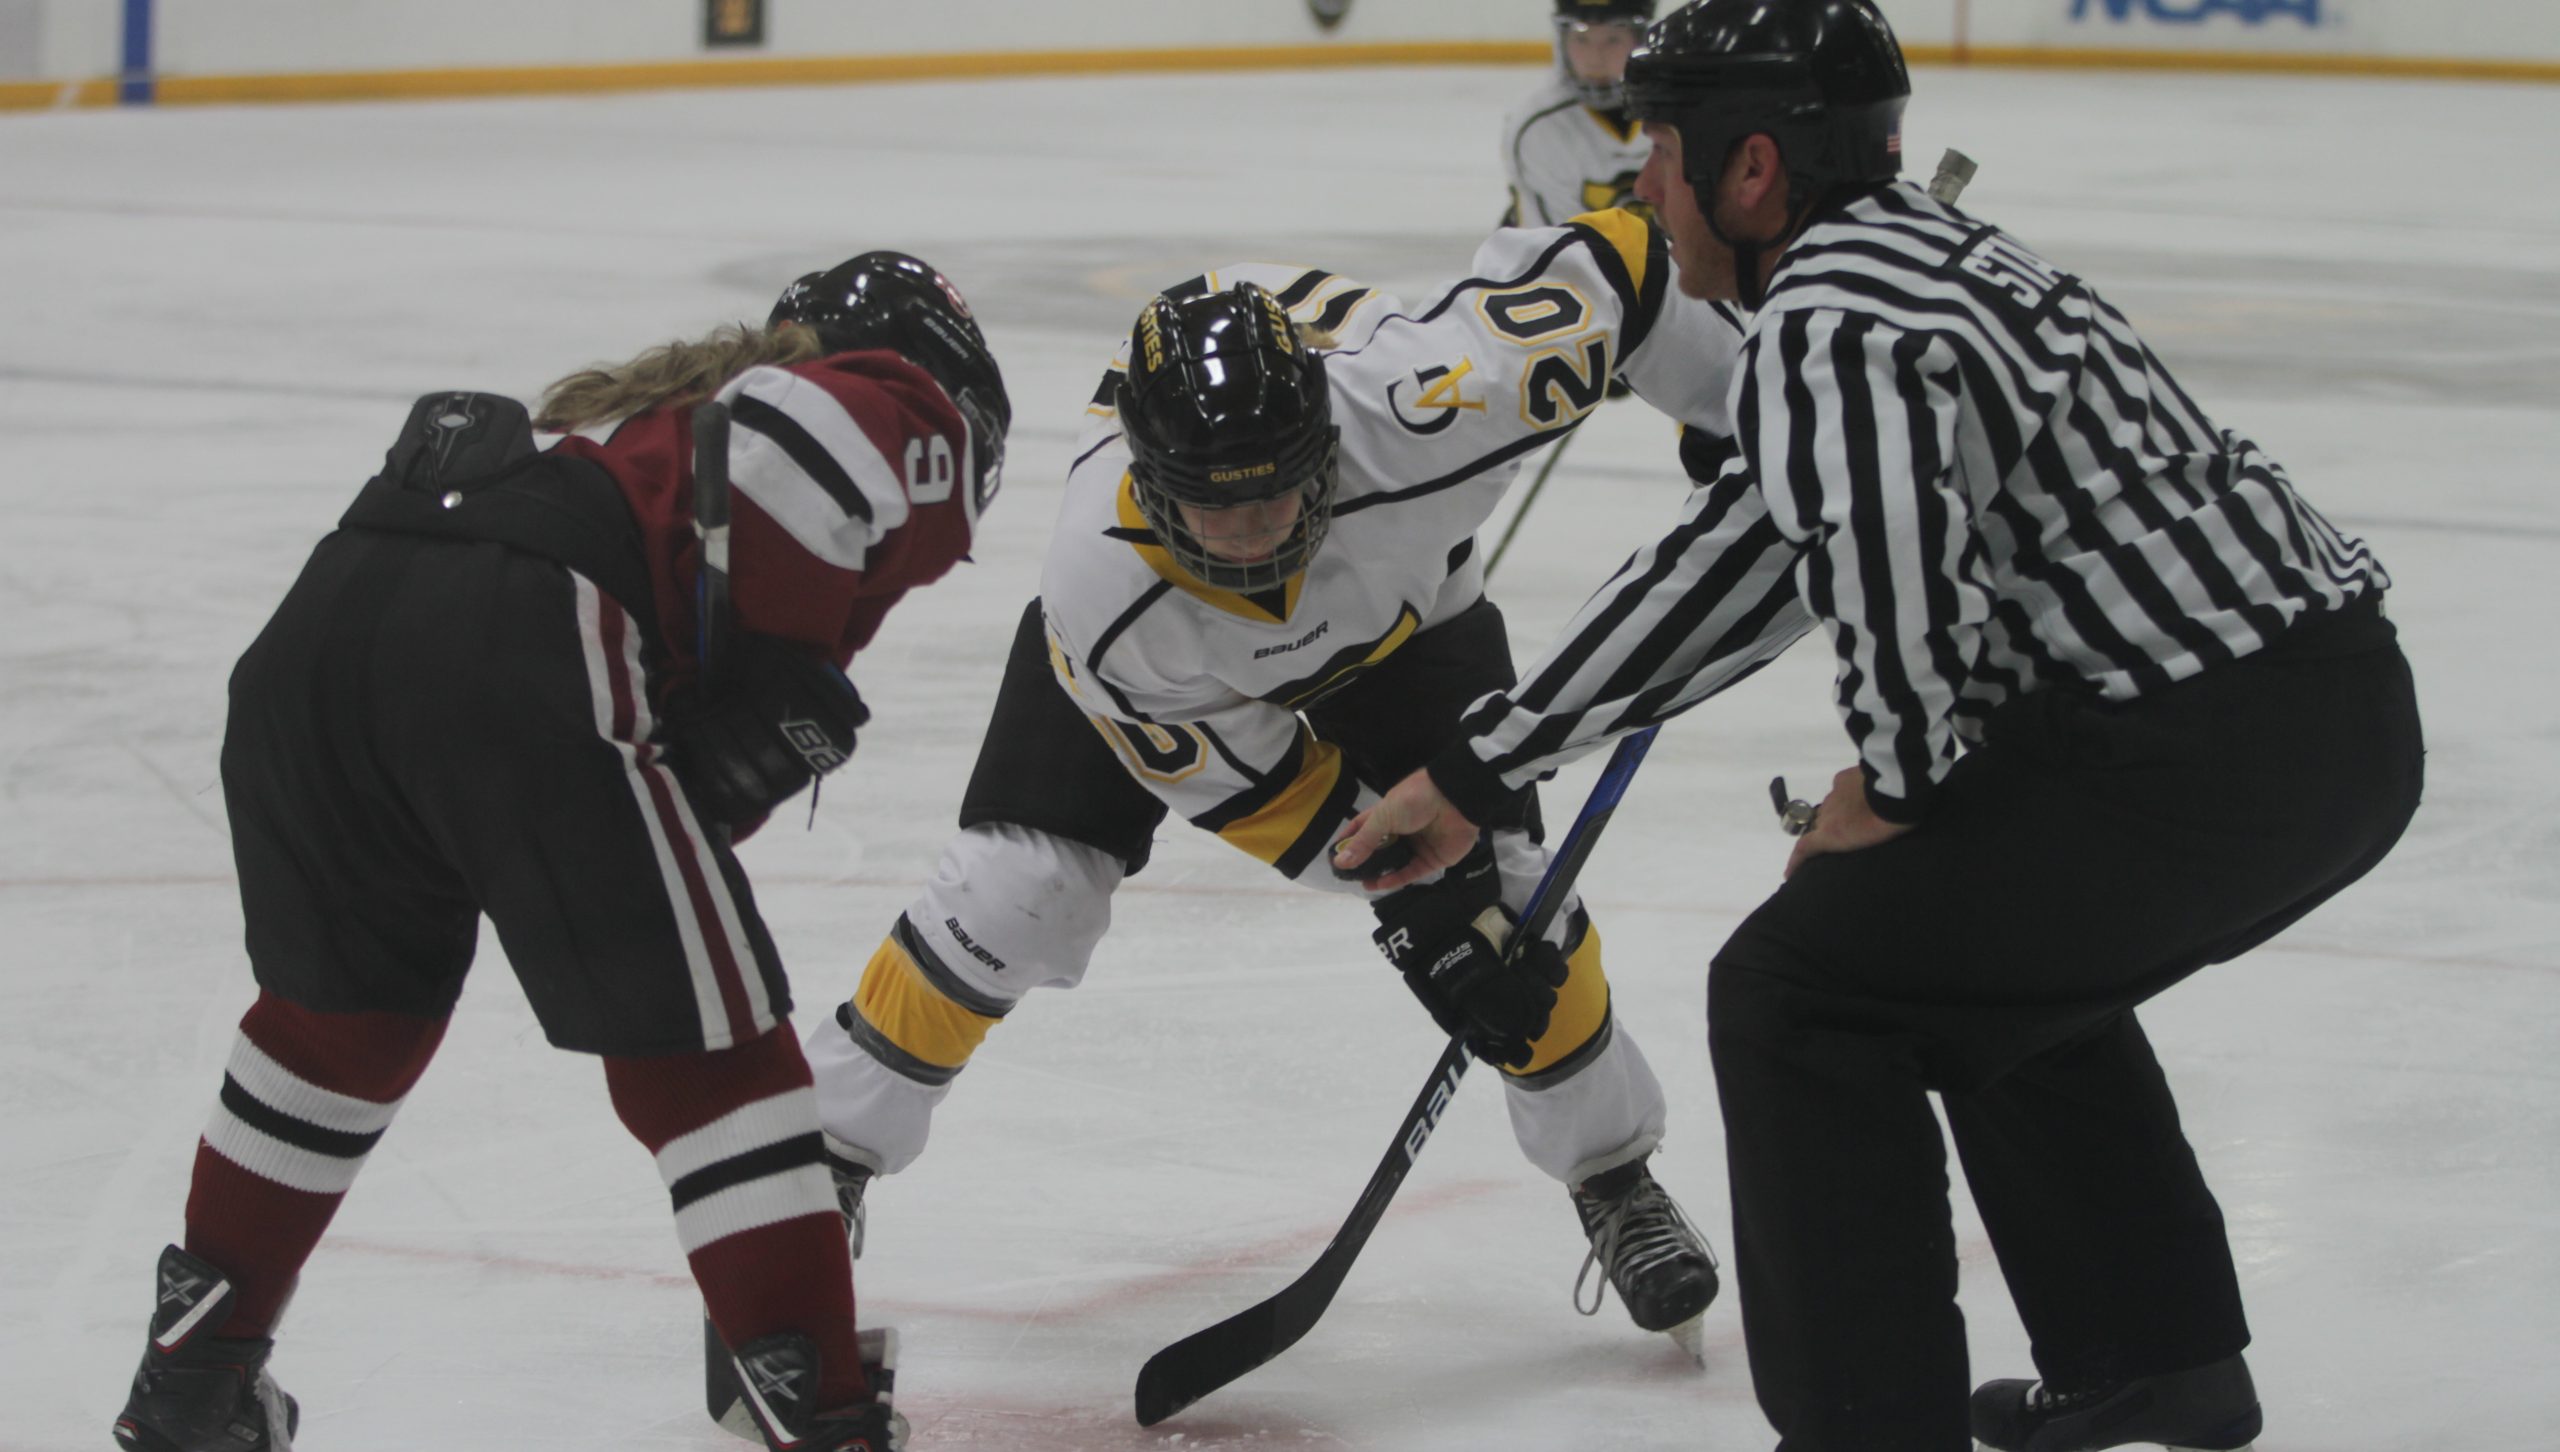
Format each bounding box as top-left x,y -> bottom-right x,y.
552,350 -> 985,698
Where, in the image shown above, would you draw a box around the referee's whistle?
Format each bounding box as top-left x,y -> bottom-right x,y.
1769,776 -> 1817,837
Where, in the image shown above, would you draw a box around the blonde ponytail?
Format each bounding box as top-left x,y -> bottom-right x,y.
533,321 -> 824,433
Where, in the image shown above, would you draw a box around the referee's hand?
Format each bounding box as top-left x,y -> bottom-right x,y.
1333,769 -> 1480,893
1784,767 -> 1914,878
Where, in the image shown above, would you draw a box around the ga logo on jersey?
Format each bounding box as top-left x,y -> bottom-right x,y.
1387,357 -> 1486,435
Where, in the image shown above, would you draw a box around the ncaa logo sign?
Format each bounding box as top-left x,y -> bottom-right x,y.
2069,0 -> 2325,23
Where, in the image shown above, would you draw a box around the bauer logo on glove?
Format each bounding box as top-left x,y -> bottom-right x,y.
1370,882 -> 1569,1070
665,633 -> 870,831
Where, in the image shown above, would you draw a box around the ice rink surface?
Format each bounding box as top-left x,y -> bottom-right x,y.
3,57 -> 2557,1452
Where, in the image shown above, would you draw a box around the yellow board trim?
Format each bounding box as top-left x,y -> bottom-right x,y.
1566,206 -> 1652,302
8,41 -> 2556,114
1,41 -> 1546,112
1213,736 -> 1348,867
1510,921 -> 1611,1079
1115,473 -> 1303,625
852,935 -> 1001,1073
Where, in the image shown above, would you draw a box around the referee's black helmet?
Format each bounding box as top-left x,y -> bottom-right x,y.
1623,0 -> 1909,205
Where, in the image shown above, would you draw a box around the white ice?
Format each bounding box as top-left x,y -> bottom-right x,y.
3,60 -> 2557,1452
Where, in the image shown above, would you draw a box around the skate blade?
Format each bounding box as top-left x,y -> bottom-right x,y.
1666,1313 -> 1707,1367
1971,1445 -> 2254,1452
713,1399 -> 762,1443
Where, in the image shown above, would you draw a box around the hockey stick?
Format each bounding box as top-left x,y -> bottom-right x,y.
691,398 -> 734,686
1132,725 -> 1663,1426
1482,424 -> 1577,582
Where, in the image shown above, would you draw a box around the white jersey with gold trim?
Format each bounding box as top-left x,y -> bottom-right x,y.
1502,75 -> 1654,228
1039,217 -> 1744,893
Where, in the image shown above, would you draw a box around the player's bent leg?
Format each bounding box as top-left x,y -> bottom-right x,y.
606,1026 -> 882,1425
116,991 -> 446,1452
184,992 -> 448,1336
1490,917 -> 1720,1342
809,822 -> 1124,1176
1492,917 -> 1662,1181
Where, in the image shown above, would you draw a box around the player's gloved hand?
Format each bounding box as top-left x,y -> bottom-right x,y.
1369,853 -> 1567,1069
664,633 -> 869,831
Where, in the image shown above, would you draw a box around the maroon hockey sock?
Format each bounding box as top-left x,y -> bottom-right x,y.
604,1024 -> 867,1408
183,991 -> 448,1338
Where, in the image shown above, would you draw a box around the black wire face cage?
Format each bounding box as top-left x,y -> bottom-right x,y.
1129,428 -> 1341,594
953,387 -> 1006,514
1555,15 -> 1648,110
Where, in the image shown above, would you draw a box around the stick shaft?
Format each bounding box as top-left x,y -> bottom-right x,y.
1484,427 -> 1576,581
1131,725 -> 1661,1426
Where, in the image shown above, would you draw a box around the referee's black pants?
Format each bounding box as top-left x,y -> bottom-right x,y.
1708,601 -> 2423,1452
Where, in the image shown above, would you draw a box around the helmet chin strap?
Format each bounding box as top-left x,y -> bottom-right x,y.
1701,156 -> 1819,312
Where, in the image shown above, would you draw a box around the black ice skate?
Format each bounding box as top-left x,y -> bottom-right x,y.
723,1330 -> 905,1452
112,1245 -> 300,1452
1971,1352 -> 2262,1452
1570,1155 -> 1720,1361
708,1151 -> 878,1439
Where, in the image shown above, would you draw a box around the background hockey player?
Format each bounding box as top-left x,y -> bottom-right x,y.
111,253 -> 1008,1452
1336,3 -> 2427,1451
713,217 -> 1749,1429
1503,0 -> 1657,228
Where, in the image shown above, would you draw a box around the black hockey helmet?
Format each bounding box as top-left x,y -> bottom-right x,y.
1116,283 -> 1340,593
1552,0 -> 1658,109
770,251 -> 1011,509
1622,0 -> 1908,205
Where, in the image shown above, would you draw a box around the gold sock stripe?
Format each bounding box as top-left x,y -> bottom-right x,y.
850,933 -> 1003,1073
1509,920 -> 1612,1079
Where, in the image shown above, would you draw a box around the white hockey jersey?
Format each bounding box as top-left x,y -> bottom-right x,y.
1502,75 -> 1654,228
1039,214 -> 1744,894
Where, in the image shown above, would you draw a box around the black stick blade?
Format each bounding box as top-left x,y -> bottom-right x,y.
1132,1039 -> 1467,1426
1134,1296 -> 1297,1426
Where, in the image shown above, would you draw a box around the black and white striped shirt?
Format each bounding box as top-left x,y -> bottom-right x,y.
1447,180 -> 2390,823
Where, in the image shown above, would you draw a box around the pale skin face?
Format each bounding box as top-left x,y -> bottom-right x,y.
1178,493 -> 1301,565
1562,20 -> 1642,89
1632,123 -> 1799,305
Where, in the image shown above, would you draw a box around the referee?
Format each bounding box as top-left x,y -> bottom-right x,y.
1332,3 -> 2425,1450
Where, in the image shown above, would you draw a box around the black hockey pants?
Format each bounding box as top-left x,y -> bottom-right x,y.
1707,598 -> 2424,1452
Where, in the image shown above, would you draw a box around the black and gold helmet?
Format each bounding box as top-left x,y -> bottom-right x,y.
1117,283 -> 1341,592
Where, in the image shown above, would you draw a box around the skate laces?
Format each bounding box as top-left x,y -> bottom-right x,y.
826,1149 -> 873,1259
2022,1378 -> 2107,1413
1572,1173 -> 1714,1317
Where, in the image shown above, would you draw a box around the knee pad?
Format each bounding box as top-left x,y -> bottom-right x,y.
838,823 -> 1123,1090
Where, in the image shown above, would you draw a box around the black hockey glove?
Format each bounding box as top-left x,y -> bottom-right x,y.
664,633 -> 869,831
1369,853 -> 1567,1070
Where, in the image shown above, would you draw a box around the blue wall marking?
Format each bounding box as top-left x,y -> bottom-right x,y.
120,0 -> 154,104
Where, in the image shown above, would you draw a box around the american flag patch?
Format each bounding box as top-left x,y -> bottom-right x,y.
1888,129 -> 1904,155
